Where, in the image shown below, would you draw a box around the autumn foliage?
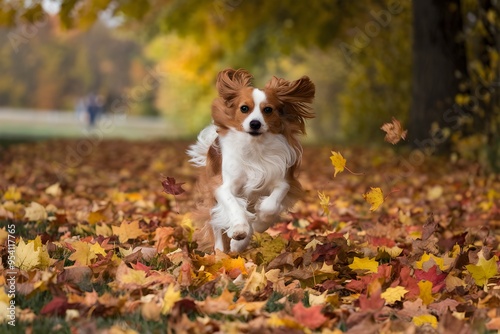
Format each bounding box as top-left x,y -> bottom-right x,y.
0,125 -> 499,332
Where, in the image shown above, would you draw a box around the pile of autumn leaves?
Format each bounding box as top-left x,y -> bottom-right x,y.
0,118 -> 499,333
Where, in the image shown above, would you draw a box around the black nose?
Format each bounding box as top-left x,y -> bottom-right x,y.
249,120 -> 261,130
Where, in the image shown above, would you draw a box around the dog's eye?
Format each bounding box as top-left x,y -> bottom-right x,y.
240,105 -> 249,113
263,107 -> 273,114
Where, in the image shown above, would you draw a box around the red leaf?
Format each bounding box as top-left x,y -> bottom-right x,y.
414,265 -> 447,292
40,297 -> 75,316
161,177 -> 186,195
292,302 -> 328,330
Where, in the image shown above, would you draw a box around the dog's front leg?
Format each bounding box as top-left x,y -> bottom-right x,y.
213,181 -> 252,242
255,180 -> 290,232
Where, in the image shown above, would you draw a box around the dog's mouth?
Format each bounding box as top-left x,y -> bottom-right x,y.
248,131 -> 262,137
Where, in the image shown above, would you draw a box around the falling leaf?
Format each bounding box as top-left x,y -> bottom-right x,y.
363,187 -> 384,211
418,280 -> 434,305
292,302 -> 327,330
112,220 -> 145,243
24,202 -> 47,221
381,286 -> 408,305
381,117 -> 407,144
161,177 -> 186,196
412,314 -> 438,328
161,284 -> 181,315
317,191 -> 330,216
330,151 -> 346,177
349,257 -> 379,274
466,250 -> 499,287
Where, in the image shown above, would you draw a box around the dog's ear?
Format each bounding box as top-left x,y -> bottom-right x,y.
216,68 -> 253,102
265,76 -> 315,134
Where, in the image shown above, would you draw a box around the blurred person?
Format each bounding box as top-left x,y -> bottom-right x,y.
86,93 -> 103,128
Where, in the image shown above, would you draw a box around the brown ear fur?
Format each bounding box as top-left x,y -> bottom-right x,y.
216,68 -> 254,103
265,76 -> 315,135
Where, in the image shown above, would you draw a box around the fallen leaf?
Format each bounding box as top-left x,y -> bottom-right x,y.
412,314 -> 438,328
161,284 -> 181,315
68,241 -> 97,266
112,220 -> 145,243
24,202 -> 47,221
381,117 -> 407,144
349,257 -> 379,274
292,302 -> 327,330
381,286 -> 408,305
418,280 -> 434,305
466,250 -> 499,287
45,182 -> 62,196
318,191 -> 330,216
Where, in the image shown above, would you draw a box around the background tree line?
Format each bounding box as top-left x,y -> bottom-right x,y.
0,0 -> 498,170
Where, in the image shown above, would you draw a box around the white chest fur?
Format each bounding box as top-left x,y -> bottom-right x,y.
219,130 -> 297,199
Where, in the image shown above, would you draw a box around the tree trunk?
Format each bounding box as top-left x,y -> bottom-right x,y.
409,0 -> 467,152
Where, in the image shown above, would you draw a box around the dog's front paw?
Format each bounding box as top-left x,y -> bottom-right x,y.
257,197 -> 281,221
228,223 -> 251,241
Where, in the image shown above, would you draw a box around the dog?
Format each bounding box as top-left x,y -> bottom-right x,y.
188,68 -> 315,252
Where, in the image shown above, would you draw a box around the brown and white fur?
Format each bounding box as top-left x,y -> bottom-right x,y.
187,68 -> 315,252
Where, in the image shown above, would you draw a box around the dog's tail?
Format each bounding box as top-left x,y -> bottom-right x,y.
186,124 -> 218,167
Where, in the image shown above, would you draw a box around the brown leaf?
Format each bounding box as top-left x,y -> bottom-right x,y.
380,117 -> 407,144
161,176 -> 186,195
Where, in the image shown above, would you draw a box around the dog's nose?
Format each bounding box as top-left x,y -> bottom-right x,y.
249,120 -> 261,130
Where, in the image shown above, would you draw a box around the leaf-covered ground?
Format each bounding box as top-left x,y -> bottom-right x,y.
0,139 -> 499,333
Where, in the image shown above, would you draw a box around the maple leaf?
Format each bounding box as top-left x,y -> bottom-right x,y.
242,267 -> 267,295
292,302 -> 327,330
412,314 -> 438,329
45,182 -> 62,196
221,256 -> 247,278
381,286 -> 408,305
330,151 -> 346,177
363,187 -> 384,211
112,220 -> 145,243
466,250 -> 499,287
69,240 -> 97,266
15,238 -> 41,271
418,280 -> 434,305
380,117 -> 407,144
161,284 -> 181,315
161,176 -> 186,195
317,191 -> 331,216
349,257 -> 379,274
3,186 -> 21,201
154,226 -> 176,252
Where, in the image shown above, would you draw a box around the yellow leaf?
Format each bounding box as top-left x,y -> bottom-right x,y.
161,284 -> 181,315
242,267 -> 267,294
88,211 -> 106,225
96,223 -> 113,237
330,151 -> 346,177
418,280 -> 434,305
268,314 -> 301,329
412,314 -> 438,328
379,246 -> 403,258
317,191 -> 330,216
90,242 -> 107,256
119,267 -> 147,286
381,286 -> 408,305
2,186 -> 21,201
466,250 -> 499,287
24,202 -> 47,221
69,241 -> 96,266
15,238 -> 40,271
363,187 -> 384,211
112,220 -> 145,243
415,252 -> 446,271
348,257 -> 379,274
32,235 -> 51,269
